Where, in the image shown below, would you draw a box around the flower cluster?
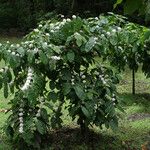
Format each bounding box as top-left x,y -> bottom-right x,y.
18,105 -> 24,133
0,68 -> 4,73
7,44 -> 22,57
112,93 -> 116,105
80,72 -> 86,84
99,74 -> 106,84
51,56 -> 61,60
71,75 -> 75,85
21,68 -> 34,91
36,97 -> 45,117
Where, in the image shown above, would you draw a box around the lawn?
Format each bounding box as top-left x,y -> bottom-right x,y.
0,37 -> 150,150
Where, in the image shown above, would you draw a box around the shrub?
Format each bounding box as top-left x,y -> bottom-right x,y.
0,15 -> 123,149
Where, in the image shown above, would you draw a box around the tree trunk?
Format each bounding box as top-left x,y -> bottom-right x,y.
132,69 -> 135,95
78,117 -> 89,137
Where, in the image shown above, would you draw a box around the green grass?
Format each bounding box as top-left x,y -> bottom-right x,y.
0,36 -> 21,44
0,37 -> 150,149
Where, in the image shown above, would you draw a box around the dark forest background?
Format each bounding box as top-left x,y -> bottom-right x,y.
0,0 -> 149,34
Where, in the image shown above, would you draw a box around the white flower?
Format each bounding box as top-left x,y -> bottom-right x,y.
62,19 -> 66,22
50,23 -> 54,27
71,82 -> 75,85
0,43 -> 2,47
74,32 -> 79,36
27,76 -> 32,80
103,81 -> 106,84
46,33 -> 50,36
96,25 -> 99,28
83,80 -> 86,83
34,29 -> 39,32
36,110 -> 41,117
112,98 -> 116,101
44,42 -> 48,46
101,77 -> 104,81
61,22 -> 65,26
19,117 -> 23,120
25,82 -> 30,87
7,41 -> 10,44
99,75 -> 102,78
21,85 -> 27,91
112,29 -> 116,33
33,48 -> 38,53
25,41 -> 29,44
28,73 -> 33,77
19,108 -> 23,112
71,79 -> 75,82
72,15 -> 77,19
28,68 -> 33,73
51,30 -> 54,33
61,14 -> 64,18
82,75 -> 86,79
39,24 -> 42,27
67,18 -> 71,22
40,97 -> 44,103
106,32 -> 110,36
95,17 -> 98,20
19,127 -> 23,133
20,123 -> 24,127
16,54 -> 19,57
55,26 -> 60,30
19,119 -> 23,123
117,27 -> 121,31
29,44 -> 33,48
11,52 -> 16,55
94,37 -> 98,41
10,44 -> 14,47
101,34 -> 105,38
19,113 -> 23,116
0,69 -> 4,73
26,80 -> 31,84
51,56 -> 61,60
16,44 -> 20,47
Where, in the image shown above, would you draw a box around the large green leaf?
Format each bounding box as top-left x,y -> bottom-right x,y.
48,91 -> 58,102
74,84 -> 86,100
39,51 -> 48,64
81,106 -> 91,119
17,47 -> 25,56
124,0 -> 143,15
62,83 -> 71,95
52,46 -> 61,54
67,51 -> 75,62
85,37 -> 95,52
4,83 -> 8,98
35,120 -> 46,135
74,33 -> 86,47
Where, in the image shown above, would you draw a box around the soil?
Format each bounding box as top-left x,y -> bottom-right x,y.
128,113 -> 150,121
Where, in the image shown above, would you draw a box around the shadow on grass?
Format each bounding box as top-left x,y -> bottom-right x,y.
119,93 -> 150,106
49,127 -> 126,150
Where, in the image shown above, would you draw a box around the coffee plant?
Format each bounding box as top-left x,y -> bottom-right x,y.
0,13 -> 148,149
87,14 -> 147,94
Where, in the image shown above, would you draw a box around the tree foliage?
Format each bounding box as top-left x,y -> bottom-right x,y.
0,13 -> 150,149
